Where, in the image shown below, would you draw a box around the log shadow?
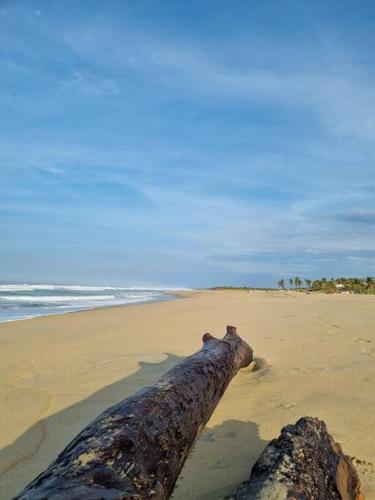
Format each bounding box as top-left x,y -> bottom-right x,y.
0,353 -> 183,499
174,419 -> 267,500
1,353 -> 266,500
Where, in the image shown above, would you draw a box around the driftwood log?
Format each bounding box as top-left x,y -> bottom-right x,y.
16,326 -> 252,499
228,416 -> 363,500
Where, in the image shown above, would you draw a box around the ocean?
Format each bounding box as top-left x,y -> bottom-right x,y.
0,283 -> 178,323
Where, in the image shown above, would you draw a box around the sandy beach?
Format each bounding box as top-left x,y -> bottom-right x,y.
1,290 -> 375,499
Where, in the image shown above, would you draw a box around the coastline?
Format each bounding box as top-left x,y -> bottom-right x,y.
1,290 -> 374,499
0,289 -> 189,325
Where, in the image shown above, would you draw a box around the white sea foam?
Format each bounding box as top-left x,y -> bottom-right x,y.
0,295 -> 117,302
0,284 -> 124,292
0,283 -> 180,323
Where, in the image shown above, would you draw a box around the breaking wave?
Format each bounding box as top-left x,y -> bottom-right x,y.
0,283 -> 181,322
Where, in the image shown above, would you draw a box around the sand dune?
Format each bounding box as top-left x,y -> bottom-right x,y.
0,290 -> 374,499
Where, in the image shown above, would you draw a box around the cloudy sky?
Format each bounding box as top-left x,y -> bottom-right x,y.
1,0 -> 374,287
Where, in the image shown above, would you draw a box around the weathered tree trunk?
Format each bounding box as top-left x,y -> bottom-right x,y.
228,417 -> 363,500
16,326 -> 252,500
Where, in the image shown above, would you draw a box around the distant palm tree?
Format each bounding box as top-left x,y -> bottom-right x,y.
304,279 -> 311,288
289,278 -> 293,288
294,276 -> 302,289
278,279 -> 285,289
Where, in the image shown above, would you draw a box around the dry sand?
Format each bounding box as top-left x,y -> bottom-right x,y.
0,290 -> 375,499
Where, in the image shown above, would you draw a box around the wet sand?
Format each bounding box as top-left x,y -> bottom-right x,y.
0,290 -> 375,499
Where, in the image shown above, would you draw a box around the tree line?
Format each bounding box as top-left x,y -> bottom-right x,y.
278,276 -> 375,294
277,277 -> 310,289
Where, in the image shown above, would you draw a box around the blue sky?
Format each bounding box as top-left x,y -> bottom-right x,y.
1,0 -> 374,287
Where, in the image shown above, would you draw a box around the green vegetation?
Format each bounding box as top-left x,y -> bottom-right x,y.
277,276 -> 375,294
210,277 -> 375,294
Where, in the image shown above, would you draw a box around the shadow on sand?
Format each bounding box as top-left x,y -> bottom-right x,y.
0,353 -> 266,500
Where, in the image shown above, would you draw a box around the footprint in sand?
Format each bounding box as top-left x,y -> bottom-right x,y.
361,348 -> 374,356
351,337 -> 373,355
352,337 -> 371,344
327,324 -> 340,335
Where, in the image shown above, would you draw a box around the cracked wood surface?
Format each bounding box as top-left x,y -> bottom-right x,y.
228,417 -> 363,500
16,325 -> 253,499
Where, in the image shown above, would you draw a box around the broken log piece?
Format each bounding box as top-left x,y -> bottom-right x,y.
16,326 -> 253,500
228,416 -> 363,500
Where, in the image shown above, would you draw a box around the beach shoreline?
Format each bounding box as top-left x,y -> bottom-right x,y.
0,290 -> 185,325
1,290 -> 374,499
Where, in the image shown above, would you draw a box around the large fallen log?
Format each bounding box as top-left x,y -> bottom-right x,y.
228,416 -> 363,500
16,326 -> 252,500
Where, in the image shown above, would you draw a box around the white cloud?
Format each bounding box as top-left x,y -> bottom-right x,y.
69,70 -> 118,96
60,23 -> 375,142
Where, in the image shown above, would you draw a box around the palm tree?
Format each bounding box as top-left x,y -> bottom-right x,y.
294,276 -> 302,289
304,279 -> 311,289
278,279 -> 285,289
289,278 -> 293,288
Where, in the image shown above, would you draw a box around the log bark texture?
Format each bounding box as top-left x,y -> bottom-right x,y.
16,326 -> 252,500
228,416 -> 363,500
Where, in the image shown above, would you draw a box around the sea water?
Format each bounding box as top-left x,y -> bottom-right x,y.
0,283 -> 177,323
